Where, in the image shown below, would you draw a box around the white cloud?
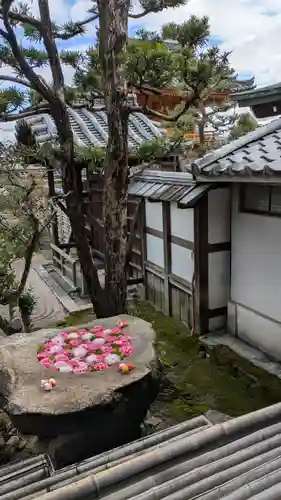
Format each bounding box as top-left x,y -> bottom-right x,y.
136,0 -> 281,86
1,0 -> 281,142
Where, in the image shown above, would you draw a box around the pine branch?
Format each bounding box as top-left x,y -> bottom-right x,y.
0,8 -> 98,40
0,103 -> 50,122
1,2 -> 53,101
0,75 -> 33,89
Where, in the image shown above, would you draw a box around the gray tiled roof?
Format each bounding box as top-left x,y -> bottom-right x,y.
192,117 -> 281,178
129,169 -> 210,206
5,403 -> 281,499
20,100 -> 165,150
231,82 -> 281,104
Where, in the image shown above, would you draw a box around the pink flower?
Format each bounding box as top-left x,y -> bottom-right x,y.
120,346 -> 133,357
93,362 -> 108,371
60,332 -> 69,338
40,358 -> 53,368
37,351 -> 51,360
77,329 -> 89,335
73,362 -> 88,373
49,344 -> 64,354
109,328 -> 121,335
69,339 -> 80,347
55,354 -> 69,362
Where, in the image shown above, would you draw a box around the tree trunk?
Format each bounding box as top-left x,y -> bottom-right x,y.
98,0 -> 130,315
51,102 -> 113,317
198,121 -> 205,146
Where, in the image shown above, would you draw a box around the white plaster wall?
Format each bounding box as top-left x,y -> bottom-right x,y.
171,244 -> 194,282
145,200 -> 163,231
231,185 -> 281,323
228,301 -> 281,361
229,185 -> 281,360
170,203 -> 194,242
146,234 -> 164,268
208,188 -> 230,244
209,251 -> 230,310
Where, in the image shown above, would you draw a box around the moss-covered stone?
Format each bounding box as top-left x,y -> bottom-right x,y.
50,301 -> 281,426
132,300 -> 281,424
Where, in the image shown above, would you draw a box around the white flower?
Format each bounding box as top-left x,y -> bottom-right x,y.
67,332 -> 79,340
58,365 -> 73,373
52,335 -> 64,344
92,338 -> 105,345
103,329 -> 111,335
73,347 -> 87,358
85,354 -> 98,364
105,353 -> 121,365
49,345 -> 63,354
81,332 -> 93,341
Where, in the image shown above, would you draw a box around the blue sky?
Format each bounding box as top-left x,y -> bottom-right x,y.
0,0 -> 281,139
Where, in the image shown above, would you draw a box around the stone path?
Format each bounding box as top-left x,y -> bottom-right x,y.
0,254 -> 66,335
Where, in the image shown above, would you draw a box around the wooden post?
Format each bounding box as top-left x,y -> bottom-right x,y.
140,199 -> 148,299
194,195 -> 209,334
162,201 -> 172,316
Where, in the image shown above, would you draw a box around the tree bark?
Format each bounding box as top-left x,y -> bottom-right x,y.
51,102 -> 112,317
98,0 -> 130,315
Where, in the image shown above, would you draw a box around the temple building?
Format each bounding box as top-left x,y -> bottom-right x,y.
134,76 -> 256,122
231,82 -> 281,119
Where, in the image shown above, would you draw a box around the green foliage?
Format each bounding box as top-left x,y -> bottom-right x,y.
135,136 -> 180,162
75,145 -> 106,170
161,16 -> 210,49
228,113 -> 259,141
126,40 -> 177,88
18,289 -> 37,316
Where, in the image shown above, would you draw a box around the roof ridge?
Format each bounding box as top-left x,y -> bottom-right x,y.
192,117 -> 281,171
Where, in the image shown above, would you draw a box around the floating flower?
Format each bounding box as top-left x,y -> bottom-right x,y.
85,354 -> 98,364
69,339 -> 80,347
73,362 -> 88,373
92,338 -> 106,345
81,332 -> 93,341
67,332 -> 79,340
104,353 -> 121,365
37,323 -> 133,374
72,346 -> 88,358
49,344 -> 64,354
93,362 -> 108,371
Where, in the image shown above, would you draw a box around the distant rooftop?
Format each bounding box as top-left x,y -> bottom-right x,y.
231,82 -> 281,106
18,97 -> 165,150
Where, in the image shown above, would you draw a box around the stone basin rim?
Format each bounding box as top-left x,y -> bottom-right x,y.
0,315 -> 157,416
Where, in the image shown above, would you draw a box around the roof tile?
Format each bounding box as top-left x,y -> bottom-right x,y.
192,117 -> 281,178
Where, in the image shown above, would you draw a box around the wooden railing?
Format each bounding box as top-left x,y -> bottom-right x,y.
51,244 -> 81,292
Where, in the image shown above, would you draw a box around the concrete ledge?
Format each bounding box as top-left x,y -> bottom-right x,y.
200,331 -> 281,380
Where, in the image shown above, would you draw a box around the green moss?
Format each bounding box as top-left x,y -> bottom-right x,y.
131,300 -> 281,424
54,309 -> 94,328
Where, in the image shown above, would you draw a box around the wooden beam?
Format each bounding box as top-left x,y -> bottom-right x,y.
194,195 -> 209,334
162,201 -> 172,316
